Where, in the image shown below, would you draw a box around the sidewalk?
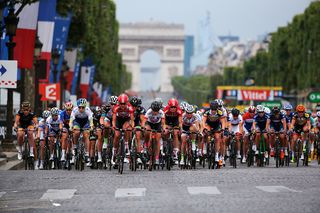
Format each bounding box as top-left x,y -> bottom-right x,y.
0,151 -> 23,170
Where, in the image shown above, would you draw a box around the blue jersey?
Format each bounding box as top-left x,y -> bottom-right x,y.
284,112 -> 294,126
269,113 -> 285,131
254,114 -> 269,131
60,110 -> 71,129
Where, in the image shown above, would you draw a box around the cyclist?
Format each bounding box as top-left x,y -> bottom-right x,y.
202,101 -> 227,167
227,108 -> 243,160
163,98 -> 183,163
130,96 -> 146,164
144,101 -> 164,165
69,98 -> 94,164
100,96 -> 117,150
14,101 -> 38,160
87,106 -> 103,167
37,110 -> 50,169
253,105 -> 269,159
240,106 -> 256,163
180,104 -> 200,166
266,106 -> 287,159
112,94 -> 134,166
290,105 -> 311,162
60,102 -> 73,162
180,101 -> 189,113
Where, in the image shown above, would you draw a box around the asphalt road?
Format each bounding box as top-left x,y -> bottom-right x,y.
0,160 -> 319,213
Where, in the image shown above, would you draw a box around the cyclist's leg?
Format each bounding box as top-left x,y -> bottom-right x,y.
96,128 -> 102,162
291,132 -> 298,161
255,129 -> 261,154
48,131 -> 55,160
180,132 -> 187,164
173,127 -> 180,160
214,131 -> 221,163
135,129 -> 142,153
60,128 -> 68,161
269,128 -> 275,156
155,131 -> 162,164
243,131 -> 249,162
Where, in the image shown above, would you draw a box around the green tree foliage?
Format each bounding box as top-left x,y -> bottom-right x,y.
57,0 -> 131,94
173,1 -> 320,104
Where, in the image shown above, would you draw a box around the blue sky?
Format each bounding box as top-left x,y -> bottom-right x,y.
115,0 -> 312,40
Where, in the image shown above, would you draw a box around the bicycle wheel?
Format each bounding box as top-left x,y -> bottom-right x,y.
166,139 -> 172,171
118,139 -> 124,174
275,140 -> 280,168
24,139 -> 28,170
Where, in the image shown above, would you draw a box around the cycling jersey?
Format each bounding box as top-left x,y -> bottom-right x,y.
228,114 -> 243,134
60,110 -> 71,129
284,112 -> 294,126
113,104 -> 134,129
242,112 -> 255,132
145,109 -> 164,132
102,106 -> 113,123
93,112 -> 102,128
70,106 -> 93,129
254,113 -> 269,131
47,115 -> 63,135
269,113 -> 285,132
16,111 -> 36,129
310,116 -> 315,128
204,109 -> 223,131
182,113 -> 198,132
163,105 -> 182,127
133,106 -> 146,127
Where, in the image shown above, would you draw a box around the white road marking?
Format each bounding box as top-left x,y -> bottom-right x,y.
0,192 -> 6,198
40,189 -> 77,200
115,188 -> 146,198
187,186 -> 221,195
52,203 -> 61,207
256,186 -> 301,193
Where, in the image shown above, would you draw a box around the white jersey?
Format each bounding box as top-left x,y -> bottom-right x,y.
71,106 -> 93,120
228,114 -> 243,133
46,115 -> 62,131
182,113 -> 198,126
145,109 -> 164,124
38,118 -> 47,129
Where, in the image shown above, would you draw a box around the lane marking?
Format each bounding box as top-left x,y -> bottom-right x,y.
0,192 -> 6,198
115,188 -> 146,198
187,186 -> 221,195
40,189 -> 77,200
52,203 -> 61,207
256,186 -> 301,193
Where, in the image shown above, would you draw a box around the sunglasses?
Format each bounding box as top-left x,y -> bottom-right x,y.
120,103 -> 126,105
79,106 -> 85,109
170,106 -> 177,108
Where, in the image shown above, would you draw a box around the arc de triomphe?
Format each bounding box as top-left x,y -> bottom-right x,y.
119,22 -> 185,92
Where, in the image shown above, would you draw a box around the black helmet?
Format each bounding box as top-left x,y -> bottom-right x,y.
210,101 -> 219,110
130,96 -> 142,107
272,106 -> 280,114
151,101 -> 161,112
21,101 -> 31,109
231,108 -> 240,116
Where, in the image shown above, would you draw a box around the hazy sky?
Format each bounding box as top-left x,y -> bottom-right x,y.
115,0 -> 313,40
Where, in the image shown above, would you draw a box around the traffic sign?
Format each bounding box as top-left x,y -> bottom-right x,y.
308,92 -> 320,103
261,101 -> 282,109
0,60 -> 17,88
39,83 -> 60,101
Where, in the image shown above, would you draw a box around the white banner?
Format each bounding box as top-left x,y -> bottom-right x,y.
0,60 -> 18,88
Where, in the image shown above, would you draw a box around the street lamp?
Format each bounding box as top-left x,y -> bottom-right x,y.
34,35 -> 43,116
52,48 -> 60,83
4,4 -> 19,144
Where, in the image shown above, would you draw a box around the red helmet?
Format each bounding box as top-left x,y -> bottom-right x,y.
118,93 -> 129,104
248,106 -> 256,113
296,105 -> 305,112
168,98 -> 179,107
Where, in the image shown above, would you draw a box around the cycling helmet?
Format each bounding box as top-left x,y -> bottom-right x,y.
316,111 -> 320,117
130,96 -> 140,107
21,101 -> 31,109
155,98 -> 163,107
280,109 -> 286,115
231,108 -> 240,116
283,103 -> 293,110
215,99 -> 224,107
272,106 -> 280,114
264,107 -> 271,114
77,98 -> 87,107
108,96 -> 118,105
180,101 -> 189,111
168,98 -> 179,107
118,94 -> 129,104
248,106 -> 256,113
151,101 -> 161,112
42,110 -> 51,119
64,102 -> 73,110
210,100 -> 219,110
102,104 -> 111,113
185,104 -> 194,114
296,105 -> 305,112
95,106 -> 101,113
256,105 -> 265,113
50,107 -> 60,115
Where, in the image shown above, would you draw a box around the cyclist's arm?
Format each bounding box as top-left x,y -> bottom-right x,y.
220,116 -> 226,129
290,117 -> 296,130
266,119 -> 271,132
202,115 -> 207,132
282,118 -> 287,132
130,113 -> 135,128
112,113 -> 116,129
99,115 -> 105,126
306,119 -> 311,131
178,115 -> 182,129
14,114 -> 20,129
140,114 -> 145,127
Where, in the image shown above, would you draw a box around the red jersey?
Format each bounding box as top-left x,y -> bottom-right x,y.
113,104 -> 134,118
163,105 -> 182,118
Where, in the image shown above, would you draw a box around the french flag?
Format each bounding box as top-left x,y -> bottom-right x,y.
64,49 -> 77,91
13,3 -> 39,69
37,0 -> 56,81
80,65 -> 92,99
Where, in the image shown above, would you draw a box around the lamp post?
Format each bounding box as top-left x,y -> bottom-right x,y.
34,35 -> 43,116
60,60 -> 68,108
52,48 -> 60,83
4,3 -> 19,144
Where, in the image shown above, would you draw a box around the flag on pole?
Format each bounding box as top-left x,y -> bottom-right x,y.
64,49 -> 77,91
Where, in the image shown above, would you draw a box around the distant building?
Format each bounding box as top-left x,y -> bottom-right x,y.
184,35 -> 194,77
218,35 -> 239,45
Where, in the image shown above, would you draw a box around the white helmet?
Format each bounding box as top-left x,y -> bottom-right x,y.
215,99 -> 224,107
256,105 -> 265,113
316,111 -> 320,117
264,107 -> 271,114
185,104 -> 194,114
108,96 -> 118,105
